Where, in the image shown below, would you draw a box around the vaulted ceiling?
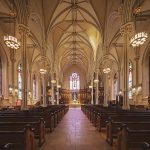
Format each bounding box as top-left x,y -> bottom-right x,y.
0,0 -> 150,84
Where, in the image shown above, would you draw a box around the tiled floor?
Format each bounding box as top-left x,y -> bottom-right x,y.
40,108 -> 113,150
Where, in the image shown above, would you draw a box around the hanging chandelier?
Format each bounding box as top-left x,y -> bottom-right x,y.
4,0 -> 20,50
57,85 -> 61,88
51,80 -> 56,84
130,0 -> 148,47
103,67 -> 110,74
4,35 -> 21,50
130,32 -> 148,47
39,68 -> 47,74
94,79 -> 99,83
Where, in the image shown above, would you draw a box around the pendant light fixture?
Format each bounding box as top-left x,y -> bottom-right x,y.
130,0 -> 148,47
4,0 -> 20,50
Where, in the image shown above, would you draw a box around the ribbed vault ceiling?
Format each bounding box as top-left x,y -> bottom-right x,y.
49,0 -> 101,72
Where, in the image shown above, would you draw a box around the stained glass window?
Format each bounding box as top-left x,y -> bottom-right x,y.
33,74 -> 37,100
18,63 -> 22,99
0,57 -> 2,96
70,72 -> 80,90
128,62 -> 132,99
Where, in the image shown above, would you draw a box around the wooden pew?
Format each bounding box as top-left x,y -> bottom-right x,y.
0,119 -> 45,146
0,125 -> 35,150
0,104 -> 69,131
117,125 -> 150,150
0,114 -> 54,132
107,121 -> 150,145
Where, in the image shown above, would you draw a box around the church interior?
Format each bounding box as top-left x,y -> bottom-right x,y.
0,0 -> 150,149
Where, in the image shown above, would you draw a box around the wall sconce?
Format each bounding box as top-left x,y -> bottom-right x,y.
9,86 -> 18,96
132,85 -> 142,95
14,88 -> 18,96
28,91 -> 32,98
9,86 -> 13,95
94,79 -> 99,83
118,90 -> 123,95
89,85 -> 92,88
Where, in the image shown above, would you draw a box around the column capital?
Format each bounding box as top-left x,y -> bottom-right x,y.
18,24 -> 30,36
120,22 -> 134,37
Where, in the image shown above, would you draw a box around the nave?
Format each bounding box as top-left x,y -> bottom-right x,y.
40,108 -> 112,150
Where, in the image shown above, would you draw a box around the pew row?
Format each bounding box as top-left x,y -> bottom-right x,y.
0,119 -> 45,146
117,125 -> 150,150
0,125 -> 35,150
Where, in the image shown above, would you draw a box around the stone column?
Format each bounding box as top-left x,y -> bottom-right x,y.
91,77 -> 94,104
134,47 -> 140,85
134,47 -> 140,103
104,74 -> 108,106
95,72 -> 99,104
10,49 -> 16,106
19,24 -> 29,110
42,74 -> 46,107
57,86 -> 59,105
51,73 -> 55,105
120,22 -> 133,109
28,69 -> 32,105
51,83 -> 54,105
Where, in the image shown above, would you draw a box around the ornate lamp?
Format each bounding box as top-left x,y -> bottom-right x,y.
89,85 -> 93,89
103,67 -> 111,74
4,1 -> 20,50
130,32 -> 148,47
57,85 -> 61,88
130,1 -> 148,47
4,35 -> 21,50
39,68 -> 47,74
94,79 -> 99,83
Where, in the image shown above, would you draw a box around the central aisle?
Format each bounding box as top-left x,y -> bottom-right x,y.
41,108 -> 112,150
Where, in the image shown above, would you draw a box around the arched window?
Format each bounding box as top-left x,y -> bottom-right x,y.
18,63 -> 22,99
33,74 -> 37,100
70,72 -> 80,90
113,73 -> 118,100
128,62 -> 132,99
0,57 -> 2,96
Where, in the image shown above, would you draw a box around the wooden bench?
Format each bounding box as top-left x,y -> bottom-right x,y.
107,121 -> 150,145
117,125 -> 150,150
0,119 -> 45,146
0,114 -> 54,132
0,125 -> 35,150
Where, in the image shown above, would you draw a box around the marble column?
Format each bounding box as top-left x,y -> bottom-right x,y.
10,49 -> 16,105
134,47 -> 140,103
42,74 -> 46,107
51,72 -> 55,105
57,86 -> 59,105
51,83 -> 54,105
90,77 -> 94,104
19,24 -> 29,110
95,72 -> 99,104
104,74 -> 108,106
120,22 -> 133,109
135,47 -> 140,85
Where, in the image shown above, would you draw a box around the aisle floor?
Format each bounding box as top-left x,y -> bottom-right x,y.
40,108 -> 113,150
